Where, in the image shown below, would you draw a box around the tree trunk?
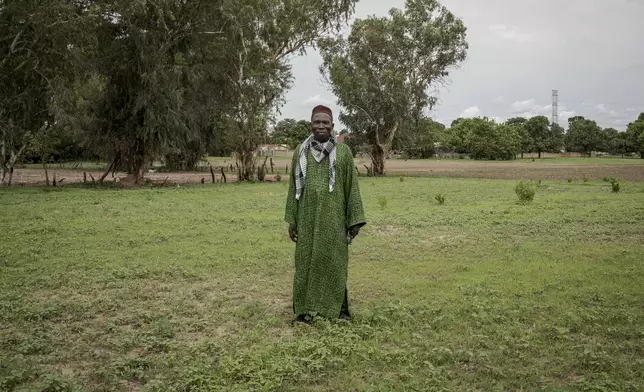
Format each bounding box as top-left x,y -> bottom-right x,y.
640,151 -> 644,159
43,162 -> 50,187
521,152 -> 524,159
538,150 -> 542,159
370,144 -> 387,176
236,149 -> 256,182
99,156 -> 119,183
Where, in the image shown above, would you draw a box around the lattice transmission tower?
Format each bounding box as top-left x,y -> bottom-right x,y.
552,89 -> 559,125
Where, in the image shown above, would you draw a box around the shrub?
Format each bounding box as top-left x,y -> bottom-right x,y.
435,193 -> 446,205
515,181 -> 536,203
275,174 -> 282,182
602,176 -> 610,182
610,178 -> 620,193
567,177 -> 573,183
583,175 -> 589,183
377,196 -> 388,210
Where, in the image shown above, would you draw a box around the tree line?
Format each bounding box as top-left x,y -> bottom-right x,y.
270,112 -> 644,164
2,0 -> 642,185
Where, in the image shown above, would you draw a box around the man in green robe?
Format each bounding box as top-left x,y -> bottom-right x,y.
284,105 -> 366,323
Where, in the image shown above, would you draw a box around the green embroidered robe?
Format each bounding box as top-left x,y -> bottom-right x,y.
284,142 -> 366,319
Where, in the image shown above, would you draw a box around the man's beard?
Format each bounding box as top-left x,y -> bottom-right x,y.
314,133 -> 331,143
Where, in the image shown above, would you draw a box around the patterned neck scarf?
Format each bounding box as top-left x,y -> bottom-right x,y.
295,135 -> 337,200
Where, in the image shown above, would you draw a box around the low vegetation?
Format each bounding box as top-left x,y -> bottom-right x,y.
1,177 -> 643,391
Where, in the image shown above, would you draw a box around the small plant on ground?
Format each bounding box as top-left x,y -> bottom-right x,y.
567,177 -> 573,183
602,176 -> 610,182
515,180 -> 536,203
275,174 -> 282,182
583,175 -> 589,182
435,193 -> 446,205
610,178 -> 620,193
377,196 -> 388,210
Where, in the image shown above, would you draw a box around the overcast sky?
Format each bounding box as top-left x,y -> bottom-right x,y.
278,0 -> 644,130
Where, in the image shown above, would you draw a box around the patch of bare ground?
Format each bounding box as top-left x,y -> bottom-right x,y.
8,159 -> 644,185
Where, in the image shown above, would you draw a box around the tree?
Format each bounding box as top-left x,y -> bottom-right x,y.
448,117 -> 520,160
0,0 -> 84,185
505,117 -> 531,158
319,0 -> 468,175
216,0 -> 358,181
270,119 -> 311,150
394,117 -> 445,159
626,113 -> 644,158
525,116 -> 558,158
566,118 -> 603,156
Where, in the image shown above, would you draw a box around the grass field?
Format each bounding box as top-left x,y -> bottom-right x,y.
1,177 -> 644,391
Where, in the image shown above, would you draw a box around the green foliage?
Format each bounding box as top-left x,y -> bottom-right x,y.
610,178 -> 620,193
435,193 -> 446,205
566,118 -> 604,155
319,0 -> 468,174
270,119 -> 311,150
445,118 -> 521,160
515,180 -> 537,203
524,116 -> 562,157
568,177 -> 573,183
395,117 -> 445,158
626,112 -> 644,158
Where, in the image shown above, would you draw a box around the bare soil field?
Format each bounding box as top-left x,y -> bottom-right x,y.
8,158 -> 644,186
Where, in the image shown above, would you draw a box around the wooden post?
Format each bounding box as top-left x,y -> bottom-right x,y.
220,167 -> 227,184
83,172 -> 87,183
210,166 -> 216,184
52,172 -> 57,187
270,158 -> 275,173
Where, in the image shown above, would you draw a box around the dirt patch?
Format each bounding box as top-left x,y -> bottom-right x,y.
9,159 -> 644,186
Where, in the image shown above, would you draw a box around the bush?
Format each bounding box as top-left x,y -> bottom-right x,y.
435,193 -> 446,205
567,177 -> 573,183
583,175 -> 589,183
515,181 -> 536,203
377,196 -> 388,210
275,174 -> 282,182
610,178 -> 620,193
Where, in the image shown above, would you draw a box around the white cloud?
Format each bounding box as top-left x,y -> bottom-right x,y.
490,116 -> 505,123
595,104 -> 620,117
303,94 -> 332,106
511,99 -> 536,112
460,106 -> 481,118
488,24 -> 535,42
625,108 -> 638,113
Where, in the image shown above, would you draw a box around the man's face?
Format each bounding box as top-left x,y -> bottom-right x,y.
311,113 -> 333,142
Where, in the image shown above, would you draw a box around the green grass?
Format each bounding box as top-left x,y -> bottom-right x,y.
390,157 -> 644,165
1,178 -> 644,391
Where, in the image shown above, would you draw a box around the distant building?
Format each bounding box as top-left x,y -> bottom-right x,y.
257,144 -> 292,157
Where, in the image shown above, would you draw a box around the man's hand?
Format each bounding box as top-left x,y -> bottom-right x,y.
288,223 -> 298,243
347,225 -> 361,245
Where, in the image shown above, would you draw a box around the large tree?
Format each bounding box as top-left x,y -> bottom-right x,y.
626,113 -> 644,158
524,116 -> 560,158
566,118 -> 604,156
215,0 -> 358,181
447,117 -> 520,160
505,117 -> 531,158
269,119 -> 311,150
319,0 -> 468,175
394,117 -> 445,159
0,0 -> 84,185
